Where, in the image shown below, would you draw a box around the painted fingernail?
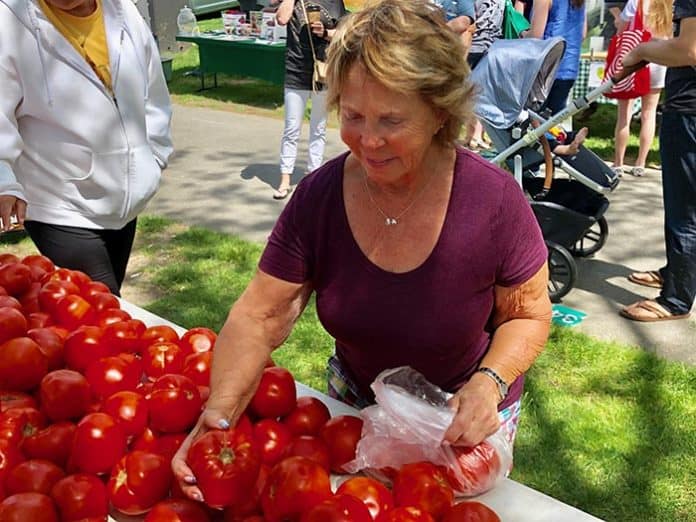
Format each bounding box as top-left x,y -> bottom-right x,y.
193,492 -> 203,502
184,475 -> 197,484
218,418 -> 230,430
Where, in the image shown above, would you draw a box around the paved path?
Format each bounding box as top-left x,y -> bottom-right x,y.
145,104 -> 694,364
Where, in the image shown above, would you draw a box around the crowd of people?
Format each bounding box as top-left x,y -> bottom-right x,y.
0,0 -> 694,502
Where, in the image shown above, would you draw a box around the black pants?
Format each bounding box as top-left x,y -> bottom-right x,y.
543,78 -> 576,115
24,219 -> 137,296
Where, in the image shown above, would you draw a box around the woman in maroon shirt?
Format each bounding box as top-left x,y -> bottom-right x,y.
172,0 -> 551,501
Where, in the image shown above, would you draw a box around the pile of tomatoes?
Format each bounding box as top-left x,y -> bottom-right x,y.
0,251 -> 500,522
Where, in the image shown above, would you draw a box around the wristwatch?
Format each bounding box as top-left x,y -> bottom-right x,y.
476,367 -> 509,402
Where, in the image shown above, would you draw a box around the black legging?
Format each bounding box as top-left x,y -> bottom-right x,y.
24,219 -> 137,296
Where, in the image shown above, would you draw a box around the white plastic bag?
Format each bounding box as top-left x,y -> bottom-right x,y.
344,366 -> 513,497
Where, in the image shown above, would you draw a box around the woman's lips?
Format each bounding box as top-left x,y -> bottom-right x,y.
365,157 -> 393,168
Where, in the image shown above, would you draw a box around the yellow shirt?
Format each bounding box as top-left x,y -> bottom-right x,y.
38,0 -> 112,92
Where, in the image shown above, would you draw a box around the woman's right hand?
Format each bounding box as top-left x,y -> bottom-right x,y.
170,406 -> 233,503
0,195 -> 26,232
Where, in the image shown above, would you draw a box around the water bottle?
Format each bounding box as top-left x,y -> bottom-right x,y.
177,5 -> 198,35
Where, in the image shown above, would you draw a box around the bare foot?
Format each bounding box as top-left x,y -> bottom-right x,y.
565,127 -> 588,155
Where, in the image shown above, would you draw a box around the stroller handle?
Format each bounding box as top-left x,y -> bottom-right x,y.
611,60 -> 649,85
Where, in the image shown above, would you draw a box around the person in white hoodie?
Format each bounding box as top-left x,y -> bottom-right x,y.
0,0 -> 173,295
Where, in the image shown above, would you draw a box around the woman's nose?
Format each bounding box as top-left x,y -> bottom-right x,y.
361,123 -> 385,149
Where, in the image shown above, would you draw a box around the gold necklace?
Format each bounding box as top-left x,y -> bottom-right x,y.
362,171 -> 434,226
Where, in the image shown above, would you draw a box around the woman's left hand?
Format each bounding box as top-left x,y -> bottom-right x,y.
310,20 -> 325,37
443,373 -> 501,447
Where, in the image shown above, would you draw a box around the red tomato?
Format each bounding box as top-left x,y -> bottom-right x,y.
27,327 -> 64,371
81,281 -> 111,299
141,325 -> 180,346
375,506 -> 435,522
142,341 -> 185,380
336,476 -> 395,520
102,390 -> 149,438
249,367 -> 297,420
70,412 -> 128,474
0,306 -> 28,344
5,459 -> 65,495
63,325 -> 107,373
108,450 -> 173,515
283,435 -> 331,472
144,498 -> 212,522
0,407 -> 46,446
42,268 -> 91,290
48,325 -> 70,340
0,391 -> 37,412
393,462 -> 454,520
0,253 -> 20,265
261,456 -> 332,522
253,418 -> 293,467
21,255 -> 55,279
131,429 -> 187,461
86,291 -> 120,313
27,312 -> 54,329
186,428 -> 261,509
0,294 -> 22,311
21,421 -> 76,468
39,370 -> 91,422
0,438 -> 24,491
282,396 -> 331,437
441,501 -> 501,522
53,294 -> 95,330
318,415 -> 364,473
147,374 -> 202,433
17,282 -> 41,314
85,355 -> 142,400
300,494 -> 373,522
223,462 -> 270,519
447,442 -> 501,496
179,327 -> 216,355
0,337 -> 48,391
38,280 -> 80,315
181,351 -> 212,387
103,319 -> 146,354
0,262 -> 33,296
51,473 -> 109,521
96,307 -> 132,327
0,492 -> 59,522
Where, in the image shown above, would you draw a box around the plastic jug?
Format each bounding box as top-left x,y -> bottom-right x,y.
177,5 -> 198,35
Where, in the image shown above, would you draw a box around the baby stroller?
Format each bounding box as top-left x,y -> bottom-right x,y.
470,37 -> 627,301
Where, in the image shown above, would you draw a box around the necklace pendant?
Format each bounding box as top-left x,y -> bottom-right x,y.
385,217 -> 397,226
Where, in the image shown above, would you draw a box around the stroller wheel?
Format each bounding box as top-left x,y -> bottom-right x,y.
570,216 -> 608,258
547,241 -> 577,302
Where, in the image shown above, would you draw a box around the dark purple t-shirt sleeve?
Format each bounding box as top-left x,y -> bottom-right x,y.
494,176 -> 548,287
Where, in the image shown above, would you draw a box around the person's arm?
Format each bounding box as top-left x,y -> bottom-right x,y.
623,17 -> 696,67
522,0 -> 551,38
171,270 -> 312,502
275,0 -> 295,26
444,264 -> 551,446
0,61 -> 27,231
514,0 -> 526,14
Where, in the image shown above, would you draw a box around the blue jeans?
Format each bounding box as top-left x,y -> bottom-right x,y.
656,111 -> 696,315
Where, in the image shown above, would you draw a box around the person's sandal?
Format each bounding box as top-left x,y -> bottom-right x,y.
612,166 -> 624,178
272,187 -> 293,200
628,270 -> 663,289
630,166 -> 645,177
620,299 -> 691,322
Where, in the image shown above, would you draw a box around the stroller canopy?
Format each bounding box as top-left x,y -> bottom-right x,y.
470,37 -> 566,129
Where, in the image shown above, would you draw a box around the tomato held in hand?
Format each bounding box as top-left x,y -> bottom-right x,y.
0,492 -> 59,522
249,367 -> 297,420
0,306 -> 28,345
282,396 -> 331,437
0,337 -> 48,392
336,476 -> 395,520
187,428 -> 262,510
261,456 -> 332,522
5,459 -> 65,495
21,421 -> 76,468
39,370 -> 91,422
442,501 -> 501,522
318,414 -> 364,473
392,461 -> 454,520
108,450 -> 173,515
375,506 -> 436,522
147,374 -> 202,433
70,412 -> 128,475
300,494 -> 373,522
51,473 -> 109,521
144,498 -> 212,522
447,441 -> 501,496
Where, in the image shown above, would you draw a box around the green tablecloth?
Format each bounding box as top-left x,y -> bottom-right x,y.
176,33 -> 286,89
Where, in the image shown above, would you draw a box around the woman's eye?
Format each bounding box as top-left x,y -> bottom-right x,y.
386,118 -> 402,125
343,112 -> 362,121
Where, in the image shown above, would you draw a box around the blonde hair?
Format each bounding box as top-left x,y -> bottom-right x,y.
646,0 -> 673,38
324,0 -> 475,146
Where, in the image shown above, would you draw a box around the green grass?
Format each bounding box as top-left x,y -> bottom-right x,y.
3,217 -> 694,520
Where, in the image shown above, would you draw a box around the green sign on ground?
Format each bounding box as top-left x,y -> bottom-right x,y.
552,304 -> 587,327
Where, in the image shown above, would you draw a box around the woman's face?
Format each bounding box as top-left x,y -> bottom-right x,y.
339,64 -> 444,185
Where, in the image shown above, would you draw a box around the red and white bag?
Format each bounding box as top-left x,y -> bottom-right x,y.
603,0 -> 652,99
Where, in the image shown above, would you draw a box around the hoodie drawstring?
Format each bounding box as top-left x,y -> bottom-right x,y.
26,2 -> 54,107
